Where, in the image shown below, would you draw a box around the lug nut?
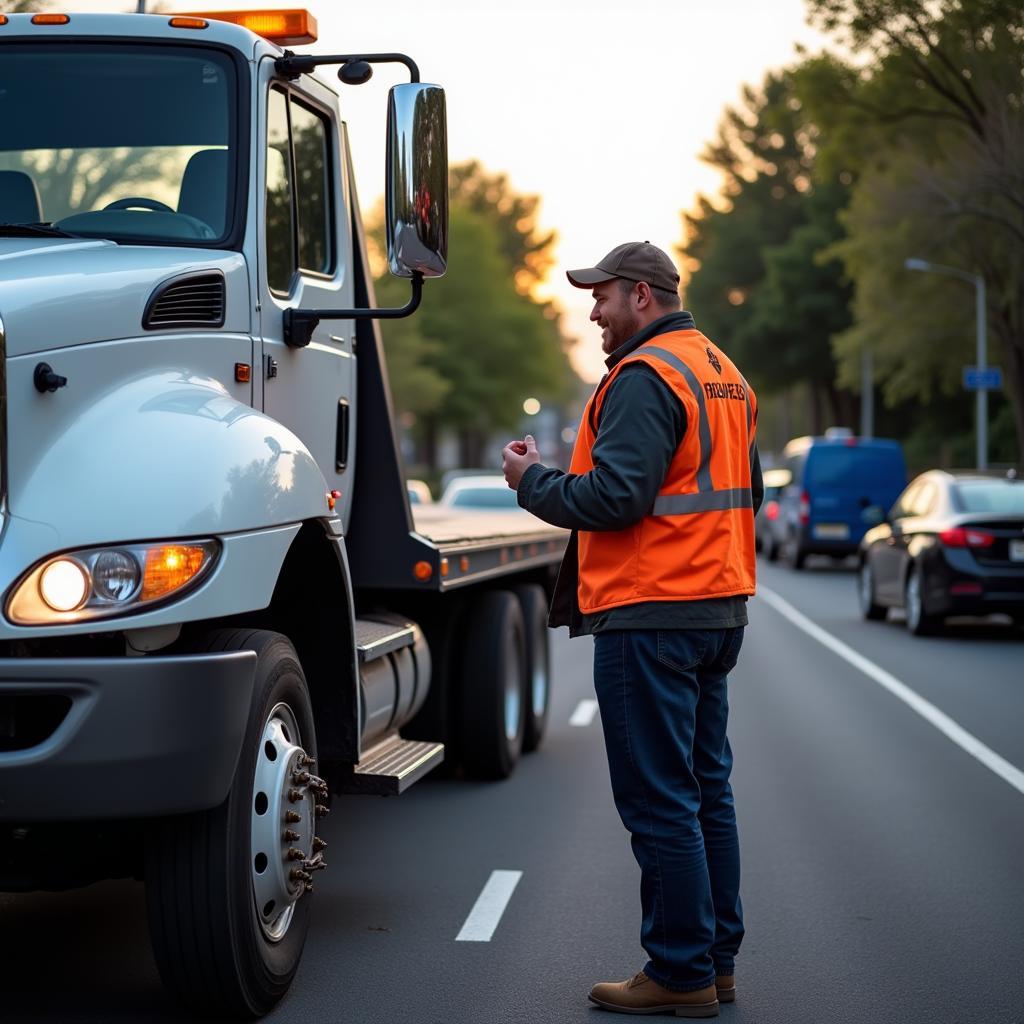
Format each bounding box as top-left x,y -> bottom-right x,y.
287,847 -> 305,861
284,829 -> 301,842
285,810 -> 301,824
289,868 -> 312,883
292,770 -> 311,785
300,755 -> 316,768
312,837 -> 327,853
304,882 -> 314,893
315,804 -> 329,818
288,788 -> 304,803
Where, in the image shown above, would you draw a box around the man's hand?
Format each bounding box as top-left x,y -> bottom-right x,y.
502,434 -> 541,490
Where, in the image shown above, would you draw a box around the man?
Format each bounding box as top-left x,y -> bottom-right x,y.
502,241 -> 762,1018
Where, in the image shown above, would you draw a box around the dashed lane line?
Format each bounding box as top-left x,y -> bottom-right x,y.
455,870 -> 523,942
569,698 -> 599,727
758,585 -> 1024,798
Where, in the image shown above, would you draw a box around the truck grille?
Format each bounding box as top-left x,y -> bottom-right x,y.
143,272 -> 225,329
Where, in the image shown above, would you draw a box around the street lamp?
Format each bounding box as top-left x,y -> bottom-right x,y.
905,257 -> 989,470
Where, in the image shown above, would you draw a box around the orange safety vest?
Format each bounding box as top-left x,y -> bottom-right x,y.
569,329 -> 758,613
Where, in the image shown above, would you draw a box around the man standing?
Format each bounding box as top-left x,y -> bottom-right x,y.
502,242 -> 762,1018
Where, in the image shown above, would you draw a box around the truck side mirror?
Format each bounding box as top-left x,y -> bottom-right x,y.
386,83 -> 448,280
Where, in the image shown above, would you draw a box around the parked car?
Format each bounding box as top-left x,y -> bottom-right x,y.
858,470 -> 1024,635
755,468 -> 792,561
779,433 -> 906,569
439,474 -> 523,510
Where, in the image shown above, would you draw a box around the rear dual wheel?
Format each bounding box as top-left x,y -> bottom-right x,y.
459,586 -> 551,779
146,630 -> 324,1018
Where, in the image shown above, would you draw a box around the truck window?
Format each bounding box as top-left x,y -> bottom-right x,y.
0,44 -> 236,244
266,88 -> 295,293
264,89 -> 334,295
290,101 -> 333,275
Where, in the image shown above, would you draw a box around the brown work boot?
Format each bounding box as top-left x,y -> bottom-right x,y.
589,971 -> 719,1017
715,975 -> 736,1003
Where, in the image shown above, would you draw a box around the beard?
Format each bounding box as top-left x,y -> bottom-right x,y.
600,309 -> 642,355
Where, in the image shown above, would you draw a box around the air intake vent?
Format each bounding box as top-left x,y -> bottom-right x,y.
143,273 -> 225,329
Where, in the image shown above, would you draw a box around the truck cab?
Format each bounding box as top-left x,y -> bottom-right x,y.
0,10 -> 565,1016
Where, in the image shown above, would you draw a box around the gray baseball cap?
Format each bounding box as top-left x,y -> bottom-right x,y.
566,241 -> 680,292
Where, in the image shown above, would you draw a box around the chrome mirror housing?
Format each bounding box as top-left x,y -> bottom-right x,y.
386,83 -> 448,279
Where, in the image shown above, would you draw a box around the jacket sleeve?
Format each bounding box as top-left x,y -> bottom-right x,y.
517,366 -> 685,531
750,445 -> 764,515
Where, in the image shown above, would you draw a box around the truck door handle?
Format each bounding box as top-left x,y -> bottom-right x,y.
335,399 -> 349,472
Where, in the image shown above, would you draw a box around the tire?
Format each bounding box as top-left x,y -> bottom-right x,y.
513,584 -> 551,753
904,565 -> 940,637
146,630 -> 323,1018
786,534 -> 807,570
458,590 -> 527,780
858,561 -> 886,621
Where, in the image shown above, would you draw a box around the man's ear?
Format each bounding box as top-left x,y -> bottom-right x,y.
635,281 -> 653,309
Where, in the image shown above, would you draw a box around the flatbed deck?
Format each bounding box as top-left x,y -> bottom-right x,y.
409,505 -> 568,590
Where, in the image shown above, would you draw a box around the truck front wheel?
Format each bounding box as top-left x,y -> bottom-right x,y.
459,590 -> 527,780
146,629 -> 323,1018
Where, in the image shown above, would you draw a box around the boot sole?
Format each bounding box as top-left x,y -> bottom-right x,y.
717,988 -> 735,1004
588,994 -> 720,1017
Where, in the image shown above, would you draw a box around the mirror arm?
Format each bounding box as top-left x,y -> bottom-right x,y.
283,272 -> 423,348
275,52 -> 420,83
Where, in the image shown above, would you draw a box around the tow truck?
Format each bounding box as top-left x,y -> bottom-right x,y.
0,9 -> 565,1016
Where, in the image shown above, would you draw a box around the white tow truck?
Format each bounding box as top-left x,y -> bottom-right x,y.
0,9 -> 565,1016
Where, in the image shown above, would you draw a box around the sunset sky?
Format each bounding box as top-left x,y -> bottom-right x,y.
53,0 -> 830,381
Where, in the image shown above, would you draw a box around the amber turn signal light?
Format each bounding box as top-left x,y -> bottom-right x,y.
141,545 -> 209,601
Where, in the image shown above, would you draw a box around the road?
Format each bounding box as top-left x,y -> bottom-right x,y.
3,557 -> 1022,1023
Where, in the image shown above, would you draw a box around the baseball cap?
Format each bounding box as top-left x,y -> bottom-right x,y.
566,241 -> 680,292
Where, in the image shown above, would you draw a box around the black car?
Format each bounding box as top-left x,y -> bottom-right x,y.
858,471 -> 1024,635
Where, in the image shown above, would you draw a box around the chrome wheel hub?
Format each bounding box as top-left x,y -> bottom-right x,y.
250,702 -> 329,942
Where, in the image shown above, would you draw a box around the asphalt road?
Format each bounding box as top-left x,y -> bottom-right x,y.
3,557 -> 1022,1023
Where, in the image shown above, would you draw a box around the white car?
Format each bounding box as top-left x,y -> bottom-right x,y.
439,474 -> 523,510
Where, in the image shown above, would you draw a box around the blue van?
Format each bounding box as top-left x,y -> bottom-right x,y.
779,432 -> 906,569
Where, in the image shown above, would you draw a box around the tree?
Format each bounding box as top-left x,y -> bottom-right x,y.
801,0 -> 1024,461
374,164 -> 575,469
681,70 -> 855,432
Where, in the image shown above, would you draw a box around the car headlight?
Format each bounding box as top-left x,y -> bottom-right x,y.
6,540 -> 218,625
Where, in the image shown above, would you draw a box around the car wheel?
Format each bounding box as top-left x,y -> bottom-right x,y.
905,565 -> 940,636
146,629 -> 322,1017
786,534 -> 807,570
858,561 -> 886,621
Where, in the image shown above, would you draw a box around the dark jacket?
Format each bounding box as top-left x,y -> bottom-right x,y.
517,311 -> 763,637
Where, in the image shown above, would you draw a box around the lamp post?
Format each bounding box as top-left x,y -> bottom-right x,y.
905,258 -> 988,470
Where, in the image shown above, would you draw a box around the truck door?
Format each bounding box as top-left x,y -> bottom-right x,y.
257,68 -> 356,527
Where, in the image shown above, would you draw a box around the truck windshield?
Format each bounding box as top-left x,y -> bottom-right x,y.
0,44 -> 237,245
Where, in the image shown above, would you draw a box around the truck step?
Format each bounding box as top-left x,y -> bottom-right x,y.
333,734 -> 444,796
354,616 -> 416,663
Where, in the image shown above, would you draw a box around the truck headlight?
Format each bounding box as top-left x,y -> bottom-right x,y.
6,540 -> 218,625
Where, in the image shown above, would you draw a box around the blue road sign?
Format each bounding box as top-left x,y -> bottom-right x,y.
963,366 -> 1003,390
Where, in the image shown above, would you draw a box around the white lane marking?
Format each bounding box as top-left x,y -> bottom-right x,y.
758,585 -> 1024,798
569,698 -> 599,727
456,870 -> 522,942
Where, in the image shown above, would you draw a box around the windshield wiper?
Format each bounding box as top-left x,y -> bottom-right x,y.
0,223 -> 80,239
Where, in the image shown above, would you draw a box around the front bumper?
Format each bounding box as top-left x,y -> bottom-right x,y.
0,651 -> 256,821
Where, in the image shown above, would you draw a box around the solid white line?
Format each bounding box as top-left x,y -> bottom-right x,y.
455,870 -> 522,942
758,585 -> 1024,798
569,698 -> 599,727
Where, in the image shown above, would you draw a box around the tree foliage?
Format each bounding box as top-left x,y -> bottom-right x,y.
803,0 -> 1024,460
681,71 -> 855,430
374,162 -> 574,468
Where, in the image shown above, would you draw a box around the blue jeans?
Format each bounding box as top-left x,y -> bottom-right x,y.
593,628 -> 745,992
